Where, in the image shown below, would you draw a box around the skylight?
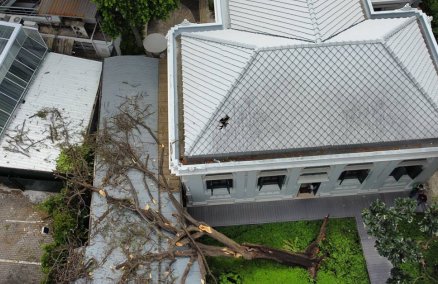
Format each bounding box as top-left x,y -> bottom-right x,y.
0,22 -> 48,136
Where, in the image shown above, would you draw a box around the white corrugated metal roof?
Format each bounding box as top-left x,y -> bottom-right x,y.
0,52 -> 102,172
181,15 -> 438,157
227,0 -> 365,42
386,18 -> 438,103
327,17 -> 411,42
86,56 -> 200,283
182,36 -> 254,149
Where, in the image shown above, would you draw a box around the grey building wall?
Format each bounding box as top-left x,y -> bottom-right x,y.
182,157 -> 438,206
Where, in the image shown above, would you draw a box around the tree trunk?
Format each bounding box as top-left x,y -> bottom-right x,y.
131,25 -> 143,48
192,216 -> 330,279
196,243 -> 321,268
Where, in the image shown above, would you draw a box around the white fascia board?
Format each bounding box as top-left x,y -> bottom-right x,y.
173,147 -> 438,176
167,0 -> 225,174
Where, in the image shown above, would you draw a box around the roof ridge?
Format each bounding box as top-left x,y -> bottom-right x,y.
306,0 -> 321,43
186,49 -> 259,155
383,16 -> 417,41
382,42 -> 438,112
256,39 -> 382,52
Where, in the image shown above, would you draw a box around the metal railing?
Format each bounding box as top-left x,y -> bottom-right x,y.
0,0 -> 39,16
0,6 -> 38,16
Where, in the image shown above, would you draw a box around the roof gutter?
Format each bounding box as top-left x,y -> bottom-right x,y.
167,0 -> 226,175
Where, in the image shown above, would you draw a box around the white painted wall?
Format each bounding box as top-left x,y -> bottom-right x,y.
182,157 -> 438,206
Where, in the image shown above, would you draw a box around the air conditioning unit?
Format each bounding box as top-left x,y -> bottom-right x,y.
9,15 -> 22,24
23,20 -> 38,29
70,21 -> 89,38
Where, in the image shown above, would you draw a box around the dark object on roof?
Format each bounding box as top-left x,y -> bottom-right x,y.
219,115 -> 230,130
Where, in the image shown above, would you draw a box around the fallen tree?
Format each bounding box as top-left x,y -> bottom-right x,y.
47,95 -> 330,283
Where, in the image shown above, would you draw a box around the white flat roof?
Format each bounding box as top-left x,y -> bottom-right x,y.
0,52 -> 102,173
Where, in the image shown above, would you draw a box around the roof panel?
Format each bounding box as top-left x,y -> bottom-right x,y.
227,0 -> 366,42
188,42 -> 438,156
38,0 -> 97,19
0,53 -> 102,172
181,36 -> 255,151
386,19 -> 438,104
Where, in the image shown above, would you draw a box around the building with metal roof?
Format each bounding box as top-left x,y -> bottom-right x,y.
0,21 -> 102,179
167,0 -> 438,205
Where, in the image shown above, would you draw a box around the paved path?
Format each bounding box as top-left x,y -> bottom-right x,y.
188,191 -> 409,284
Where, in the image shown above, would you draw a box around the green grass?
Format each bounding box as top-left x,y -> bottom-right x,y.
201,218 -> 369,284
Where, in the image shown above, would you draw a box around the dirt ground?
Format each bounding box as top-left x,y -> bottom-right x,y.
0,189 -> 52,284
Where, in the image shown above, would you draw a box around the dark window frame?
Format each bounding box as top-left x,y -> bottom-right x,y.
338,169 -> 369,185
390,165 -> 423,181
206,179 -> 233,196
257,175 -> 286,190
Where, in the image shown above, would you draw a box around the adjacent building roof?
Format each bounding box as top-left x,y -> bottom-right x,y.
180,1 -> 438,159
85,56 -> 200,283
0,52 -> 102,172
38,0 -> 98,19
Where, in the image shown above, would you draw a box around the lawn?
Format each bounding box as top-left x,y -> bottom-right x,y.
201,218 -> 369,284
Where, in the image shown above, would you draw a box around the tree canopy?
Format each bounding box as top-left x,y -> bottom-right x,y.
421,0 -> 438,39
93,0 -> 179,38
362,198 -> 438,283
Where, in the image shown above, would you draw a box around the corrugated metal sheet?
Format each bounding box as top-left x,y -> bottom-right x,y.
312,0 -> 365,41
38,0 -> 97,19
227,0 -> 365,42
386,18 -> 438,103
85,56 -> 201,283
0,53 -> 102,172
181,35 -> 254,151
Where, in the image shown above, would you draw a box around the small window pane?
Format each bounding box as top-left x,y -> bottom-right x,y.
23,28 -> 47,47
16,48 -> 41,70
6,72 -> 27,88
258,175 -> 285,190
391,166 -> 423,181
406,166 -> 423,179
0,93 -> 16,114
339,169 -> 369,184
0,39 -> 7,55
0,109 -> 9,127
206,179 -> 233,195
9,60 -> 33,82
15,29 -> 27,46
0,78 -> 25,100
0,26 -> 14,39
22,37 -> 46,58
